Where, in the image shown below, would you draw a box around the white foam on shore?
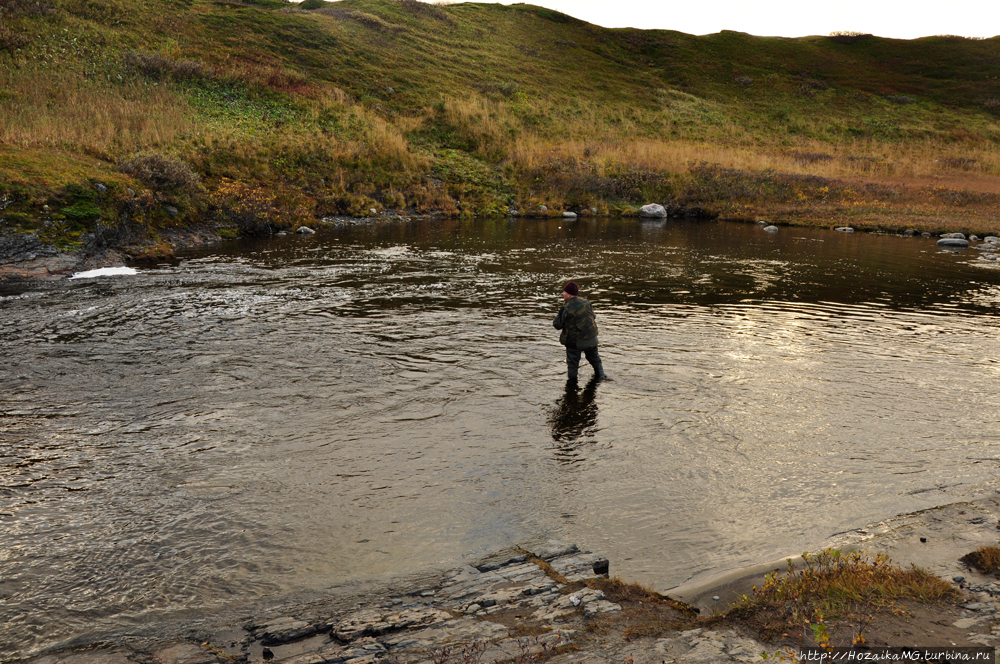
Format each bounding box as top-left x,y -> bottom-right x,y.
69,266 -> 138,280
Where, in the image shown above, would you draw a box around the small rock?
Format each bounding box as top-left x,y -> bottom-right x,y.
970,235 -> 979,241
941,232 -> 966,239
756,220 -> 768,226
387,87 -> 394,93
712,595 -> 720,601
639,203 -> 667,218
96,183 -> 107,193
955,576 -> 966,583
276,231 -> 288,236
164,205 -> 179,217
937,238 -> 969,248
127,188 -> 135,197
562,211 -> 577,219
569,595 -> 581,606
592,558 -> 610,575
903,229 -> 917,235
835,226 -> 854,233
464,603 -> 481,614
296,226 -> 315,235
921,232 -> 931,237
763,225 -> 778,233
985,236 -> 1000,244
920,536 -> 928,542
539,205 -> 548,212
369,208 -> 377,214
590,207 -> 597,214
975,243 -> 997,251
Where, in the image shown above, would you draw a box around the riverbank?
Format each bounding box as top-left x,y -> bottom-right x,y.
3,209 -> 1000,285
19,497 -> 1000,664
2,0 -> 1000,272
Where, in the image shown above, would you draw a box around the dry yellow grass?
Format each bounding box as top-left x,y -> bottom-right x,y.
961,546 -> 1000,574
0,66 -> 196,153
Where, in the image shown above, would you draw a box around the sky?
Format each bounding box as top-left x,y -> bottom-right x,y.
494,0 -> 1000,39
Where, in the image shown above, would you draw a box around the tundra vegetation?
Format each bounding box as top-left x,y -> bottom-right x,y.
1,0 -> 999,255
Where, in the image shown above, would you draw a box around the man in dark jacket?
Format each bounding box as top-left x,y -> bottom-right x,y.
553,281 -> 607,382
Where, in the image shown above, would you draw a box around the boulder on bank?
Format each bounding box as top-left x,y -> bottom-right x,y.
296,226 -> 316,235
639,203 -> 667,218
937,237 -> 969,248
835,227 -> 854,233
562,211 -> 577,219
763,225 -> 778,233
941,232 -> 966,239
985,236 -> 1000,244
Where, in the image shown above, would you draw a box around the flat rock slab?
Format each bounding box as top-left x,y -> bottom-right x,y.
256,617 -> 325,645
23,652 -> 133,664
654,628 -> 765,663
518,538 -> 579,561
549,551 -> 610,582
153,643 -> 220,664
333,605 -> 453,641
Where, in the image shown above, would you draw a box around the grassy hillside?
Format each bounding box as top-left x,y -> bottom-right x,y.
2,0 -> 1000,257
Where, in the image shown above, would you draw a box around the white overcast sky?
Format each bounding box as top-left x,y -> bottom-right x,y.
494,1 -> 1000,39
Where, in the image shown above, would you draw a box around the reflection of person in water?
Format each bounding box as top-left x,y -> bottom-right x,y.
549,375 -> 601,444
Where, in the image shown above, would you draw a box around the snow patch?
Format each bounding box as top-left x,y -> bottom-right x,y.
69,266 -> 138,280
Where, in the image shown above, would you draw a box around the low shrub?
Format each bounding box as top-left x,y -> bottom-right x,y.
397,0 -> 452,23
0,23 -> 30,51
726,549 -> 957,644
885,94 -> 916,105
827,32 -> 873,43
122,51 -> 213,81
790,151 -> 834,165
318,8 -> 406,33
961,545 -> 1000,574
937,156 -> 980,170
211,179 -> 311,235
118,154 -> 201,194
476,80 -> 522,98
0,0 -> 53,17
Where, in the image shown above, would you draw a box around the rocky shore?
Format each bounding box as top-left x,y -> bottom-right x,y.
21,497 -> 1000,664
4,213 -> 1000,285
21,539 -> 764,664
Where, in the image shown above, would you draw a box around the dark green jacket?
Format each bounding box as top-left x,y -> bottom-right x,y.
553,296 -> 599,349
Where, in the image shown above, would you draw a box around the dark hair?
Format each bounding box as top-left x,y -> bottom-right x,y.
563,281 -> 579,296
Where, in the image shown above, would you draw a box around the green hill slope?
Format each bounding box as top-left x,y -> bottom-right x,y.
2,0 -> 1000,256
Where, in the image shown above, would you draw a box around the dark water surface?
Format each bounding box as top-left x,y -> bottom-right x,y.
3,218 -> 1000,658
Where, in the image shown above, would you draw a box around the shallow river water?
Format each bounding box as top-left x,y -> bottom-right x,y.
3,218 -> 1000,658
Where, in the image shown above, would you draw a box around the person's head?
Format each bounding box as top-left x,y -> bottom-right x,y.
562,281 -> 579,300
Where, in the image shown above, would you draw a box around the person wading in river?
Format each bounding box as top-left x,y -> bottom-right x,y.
553,281 -> 608,383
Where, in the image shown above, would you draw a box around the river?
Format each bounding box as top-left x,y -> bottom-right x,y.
2,218 -> 1000,659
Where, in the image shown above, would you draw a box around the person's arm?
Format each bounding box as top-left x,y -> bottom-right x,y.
553,307 -> 566,330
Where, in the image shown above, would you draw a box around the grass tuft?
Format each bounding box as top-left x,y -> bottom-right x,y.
724,549 -> 958,642
960,546 -> 1000,575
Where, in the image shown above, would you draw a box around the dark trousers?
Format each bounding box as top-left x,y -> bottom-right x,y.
566,346 -> 604,380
